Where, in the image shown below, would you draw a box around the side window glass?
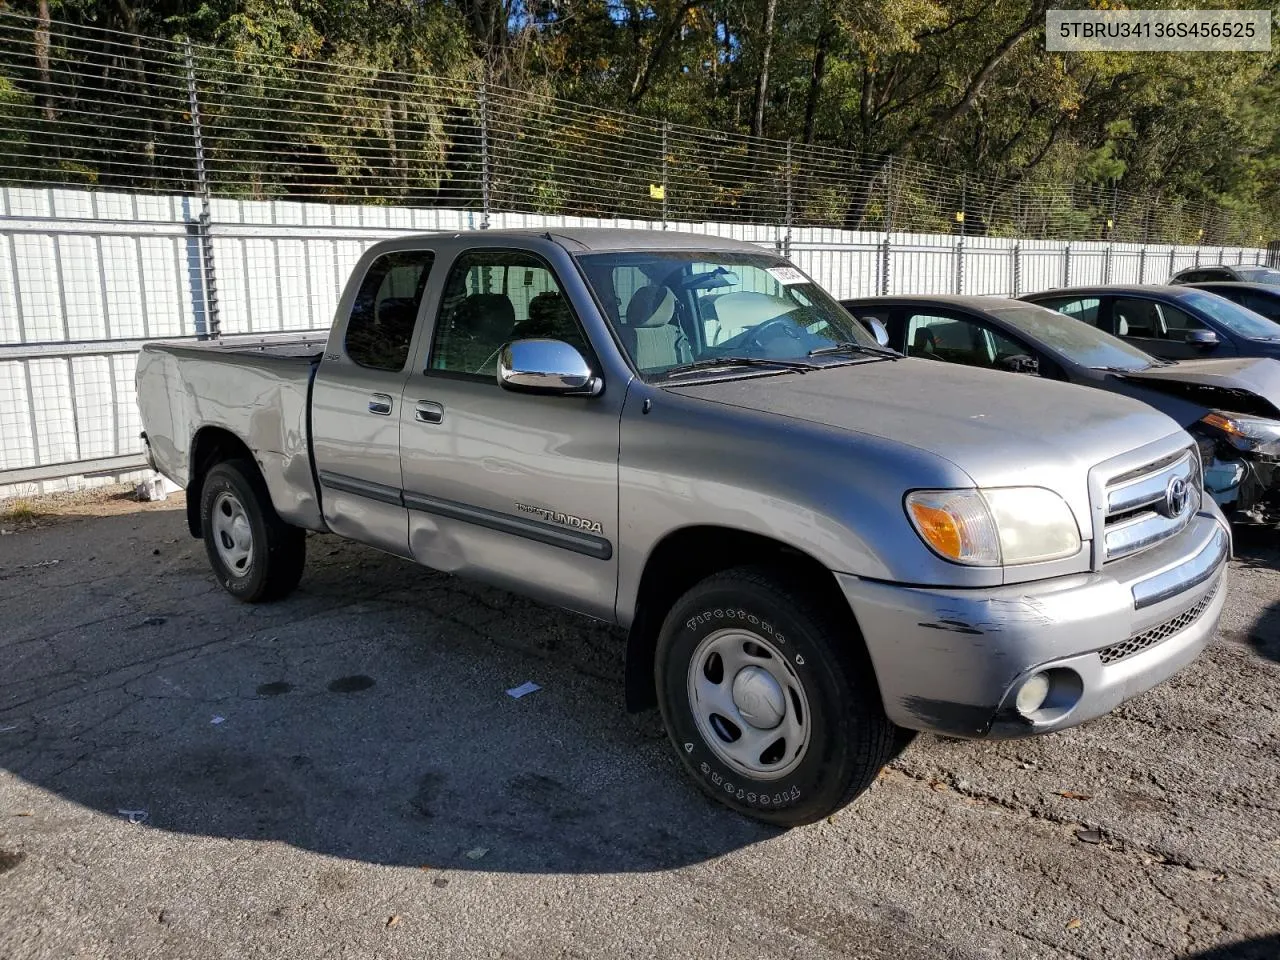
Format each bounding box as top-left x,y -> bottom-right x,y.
429,250 -> 587,379
1158,303 -> 1207,340
905,313 -> 984,366
1042,297 -> 1101,326
346,250 -> 433,371
1112,298 -> 1162,338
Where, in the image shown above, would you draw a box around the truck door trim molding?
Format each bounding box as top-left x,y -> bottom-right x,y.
317,470 -> 403,507
403,490 -> 613,561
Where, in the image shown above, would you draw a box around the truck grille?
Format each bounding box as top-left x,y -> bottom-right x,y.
1098,584 -> 1218,665
1101,448 -> 1199,563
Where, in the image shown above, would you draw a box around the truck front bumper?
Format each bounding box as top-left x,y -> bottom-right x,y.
838,511 -> 1230,739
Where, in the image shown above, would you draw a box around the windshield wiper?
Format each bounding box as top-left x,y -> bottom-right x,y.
808,340 -> 900,359
658,356 -> 822,380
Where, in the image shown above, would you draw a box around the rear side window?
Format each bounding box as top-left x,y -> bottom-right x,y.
1037,296 -> 1100,326
346,251 -> 434,371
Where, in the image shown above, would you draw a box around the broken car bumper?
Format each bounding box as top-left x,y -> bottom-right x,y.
838,511 -> 1230,739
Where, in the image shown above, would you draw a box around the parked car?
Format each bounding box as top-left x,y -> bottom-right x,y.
137,229 -> 1229,826
1170,264 -> 1280,285
1183,282 -> 1280,323
1019,284 -> 1280,361
842,294 -> 1280,525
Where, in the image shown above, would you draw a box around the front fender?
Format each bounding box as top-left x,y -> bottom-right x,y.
614,383 -> 989,628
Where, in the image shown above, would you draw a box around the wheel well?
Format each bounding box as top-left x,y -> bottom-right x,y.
185,428 -> 256,538
624,526 -> 856,712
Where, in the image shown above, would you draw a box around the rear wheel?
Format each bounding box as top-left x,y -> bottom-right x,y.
200,459 -> 306,603
655,567 -> 895,826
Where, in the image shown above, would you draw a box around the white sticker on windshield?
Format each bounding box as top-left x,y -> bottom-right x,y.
767,265 -> 808,285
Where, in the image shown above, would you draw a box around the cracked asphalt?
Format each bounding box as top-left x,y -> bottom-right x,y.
1,495 -> 1278,960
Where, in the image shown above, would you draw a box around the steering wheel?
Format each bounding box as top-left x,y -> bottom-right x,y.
745,315 -> 801,351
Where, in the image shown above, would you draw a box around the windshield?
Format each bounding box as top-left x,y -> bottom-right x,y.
1237,267 -> 1280,285
991,303 -> 1156,371
575,250 -> 879,378
1177,289 -> 1280,340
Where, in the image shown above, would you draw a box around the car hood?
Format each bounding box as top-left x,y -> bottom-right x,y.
1120,357 -> 1280,418
666,358 -> 1185,502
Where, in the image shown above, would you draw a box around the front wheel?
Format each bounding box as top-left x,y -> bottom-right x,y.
655,567 -> 895,826
200,459 -> 306,603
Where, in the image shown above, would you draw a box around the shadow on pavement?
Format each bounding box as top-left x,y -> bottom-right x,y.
1227,526 -> 1280,665
0,509 -> 782,874
1181,934 -> 1280,960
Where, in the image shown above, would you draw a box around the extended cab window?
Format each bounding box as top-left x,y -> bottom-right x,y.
429,250 -> 588,379
345,250 -> 433,371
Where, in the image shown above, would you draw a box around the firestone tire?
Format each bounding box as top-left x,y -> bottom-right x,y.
200,459 -> 306,603
655,566 -> 895,827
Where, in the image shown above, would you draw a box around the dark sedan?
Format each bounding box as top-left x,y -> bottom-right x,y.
1170,264 -> 1280,285
1019,284 -> 1280,361
1184,281 -> 1280,323
841,293 -> 1280,524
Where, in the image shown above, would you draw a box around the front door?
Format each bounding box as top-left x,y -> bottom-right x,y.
397,246 -> 621,620
1109,296 -> 1231,360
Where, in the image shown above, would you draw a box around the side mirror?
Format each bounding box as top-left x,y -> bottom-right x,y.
1187,329 -> 1220,350
498,339 -> 602,396
860,317 -> 890,347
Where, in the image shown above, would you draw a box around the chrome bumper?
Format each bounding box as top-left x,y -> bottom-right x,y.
839,511 -> 1230,739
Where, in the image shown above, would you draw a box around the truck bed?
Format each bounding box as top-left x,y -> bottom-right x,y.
136,333 -> 325,531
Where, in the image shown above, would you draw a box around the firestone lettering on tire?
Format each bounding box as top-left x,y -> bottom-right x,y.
685,608 -> 784,645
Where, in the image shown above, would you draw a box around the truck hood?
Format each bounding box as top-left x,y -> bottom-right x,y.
1119,357 -> 1280,419
666,358 -> 1184,494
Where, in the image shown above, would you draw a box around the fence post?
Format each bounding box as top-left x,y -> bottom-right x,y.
880,157 -> 893,295
478,78 -> 491,229
953,177 -> 965,294
1138,245 -> 1146,283
661,121 -> 669,231
783,140 -> 793,258
1011,241 -> 1021,296
183,41 -> 219,339
1063,242 -> 1071,286
1168,246 -> 1175,279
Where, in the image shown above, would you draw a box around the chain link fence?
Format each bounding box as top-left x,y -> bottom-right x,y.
0,11 -> 1275,494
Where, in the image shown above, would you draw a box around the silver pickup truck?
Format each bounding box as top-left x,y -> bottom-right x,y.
137,229 -> 1230,826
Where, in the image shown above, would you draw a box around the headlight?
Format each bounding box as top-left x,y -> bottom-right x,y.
1200,411 -> 1280,451
905,487 -> 1082,566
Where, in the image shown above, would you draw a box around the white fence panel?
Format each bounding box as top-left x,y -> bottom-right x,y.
0,184 -> 1271,497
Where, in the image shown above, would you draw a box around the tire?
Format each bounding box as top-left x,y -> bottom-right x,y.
200,458 -> 306,603
655,566 -> 895,826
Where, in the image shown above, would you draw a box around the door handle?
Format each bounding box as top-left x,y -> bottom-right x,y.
368,393 -> 393,416
415,400 -> 445,424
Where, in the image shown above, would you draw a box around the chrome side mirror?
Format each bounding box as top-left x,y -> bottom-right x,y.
1187,329 -> 1219,350
861,316 -> 890,348
498,339 -> 602,396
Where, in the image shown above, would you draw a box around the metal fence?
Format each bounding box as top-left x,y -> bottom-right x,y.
0,12 -> 1274,497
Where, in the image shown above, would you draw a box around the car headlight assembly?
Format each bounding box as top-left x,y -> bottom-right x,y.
1200,411 -> 1280,453
905,487 -> 1082,566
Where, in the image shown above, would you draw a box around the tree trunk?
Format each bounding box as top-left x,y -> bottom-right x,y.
751,0 -> 777,138
802,20 -> 833,145
36,0 -> 56,122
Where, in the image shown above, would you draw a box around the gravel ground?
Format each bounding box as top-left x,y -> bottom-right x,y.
1,495 -> 1277,960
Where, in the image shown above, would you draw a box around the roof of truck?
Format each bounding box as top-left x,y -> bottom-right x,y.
438,227 -> 771,254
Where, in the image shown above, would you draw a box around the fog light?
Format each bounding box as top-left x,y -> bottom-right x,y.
1015,673 -> 1051,717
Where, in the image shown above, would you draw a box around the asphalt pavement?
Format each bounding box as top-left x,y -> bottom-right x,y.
1,495 -> 1277,959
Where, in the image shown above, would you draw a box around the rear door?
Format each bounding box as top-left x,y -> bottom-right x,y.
396,241 -> 623,621
311,245 -> 436,557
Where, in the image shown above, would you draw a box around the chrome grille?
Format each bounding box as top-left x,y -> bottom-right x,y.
1101,448 -> 1200,563
1098,585 -> 1218,665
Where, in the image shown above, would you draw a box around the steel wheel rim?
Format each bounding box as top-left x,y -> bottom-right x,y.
687,627 -> 811,780
211,491 -> 254,578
